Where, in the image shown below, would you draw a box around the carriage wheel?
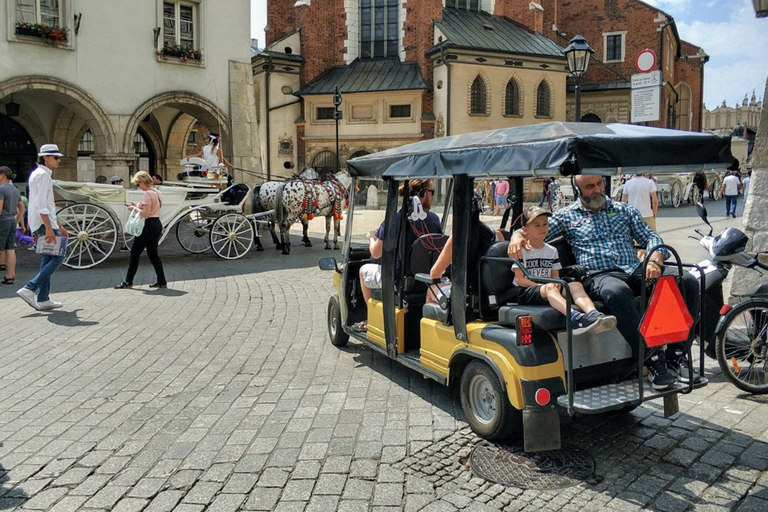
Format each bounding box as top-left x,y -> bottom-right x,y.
56,203 -> 118,269
671,182 -> 682,208
210,213 -> 254,259
659,190 -> 668,206
176,209 -> 213,253
710,177 -> 722,200
692,186 -> 701,205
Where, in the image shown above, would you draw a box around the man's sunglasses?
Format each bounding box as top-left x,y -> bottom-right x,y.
46,155 -> 61,161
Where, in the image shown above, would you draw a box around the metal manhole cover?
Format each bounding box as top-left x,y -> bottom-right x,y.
469,441 -> 595,489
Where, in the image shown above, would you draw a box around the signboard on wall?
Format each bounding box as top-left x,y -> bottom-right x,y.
631,70 -> 661,123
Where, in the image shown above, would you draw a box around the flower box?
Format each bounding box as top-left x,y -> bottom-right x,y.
15,22 -> 69,46
156,44 -> 203,63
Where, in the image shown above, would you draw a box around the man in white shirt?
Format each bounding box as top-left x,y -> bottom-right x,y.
721,170 -> 742,218
17,144 -> 69,311
621,174 -> 658,230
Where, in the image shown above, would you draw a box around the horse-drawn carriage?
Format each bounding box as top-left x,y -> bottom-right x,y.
53,179 -> 255,268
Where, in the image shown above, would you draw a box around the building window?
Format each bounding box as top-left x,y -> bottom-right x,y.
470,76 -> 487,115
389,104 -> 411,118
504,79 -> 520,116
187,131 -> 197,145
445,0 -> 480,10
163,1 -> 196,49
15,0 -> 62,25
317,107 -> 335,120
78,130 -> 94,156
360,0 -> 398,59
603,32 -> 625,63
536,81 -> 551,117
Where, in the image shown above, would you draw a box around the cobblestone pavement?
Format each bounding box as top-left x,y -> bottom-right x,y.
2,208 -> 767,511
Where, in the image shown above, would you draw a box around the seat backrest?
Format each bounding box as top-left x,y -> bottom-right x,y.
549,235 -> 577,268
223,183 -> 249,205
402,233 -> 448,292
479,241 -> 516,319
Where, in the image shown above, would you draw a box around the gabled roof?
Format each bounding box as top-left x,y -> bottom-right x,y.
295,58 -> 429,96
430,8 -> 565,59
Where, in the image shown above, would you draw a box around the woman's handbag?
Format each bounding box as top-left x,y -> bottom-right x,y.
125,208 -> 145,236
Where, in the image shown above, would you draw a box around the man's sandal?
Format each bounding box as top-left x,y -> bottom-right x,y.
1,277 -> 14,285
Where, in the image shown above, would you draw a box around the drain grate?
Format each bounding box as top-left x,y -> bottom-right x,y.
469,441 -> 595,489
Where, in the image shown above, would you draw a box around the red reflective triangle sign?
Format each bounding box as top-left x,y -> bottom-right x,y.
639,275 -> 694,347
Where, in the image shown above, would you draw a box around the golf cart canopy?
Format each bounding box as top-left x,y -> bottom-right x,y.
345,122 -> 733,179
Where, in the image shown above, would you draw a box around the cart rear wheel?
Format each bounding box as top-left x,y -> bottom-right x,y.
671,181 -> 682,208
328,296 -> 349,347
210,213 -> 254,259
56,203 -> 118,269
716,299 -> 768,394
176,209 -> 213,253
710,176 -> 722,200
460,360 -> 518,440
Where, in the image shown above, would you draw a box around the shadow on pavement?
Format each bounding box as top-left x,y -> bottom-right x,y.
0,451 -> 28,509
45,309 -> 99,326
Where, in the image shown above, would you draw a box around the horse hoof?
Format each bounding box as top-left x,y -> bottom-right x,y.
256,244 -> 264,252
282,249 -> 290,255
325,246 -> 332,250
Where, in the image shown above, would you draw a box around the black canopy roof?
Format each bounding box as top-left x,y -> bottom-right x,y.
345,122 -> 733,179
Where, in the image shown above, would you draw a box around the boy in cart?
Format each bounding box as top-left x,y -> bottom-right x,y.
510,206 -> 616,336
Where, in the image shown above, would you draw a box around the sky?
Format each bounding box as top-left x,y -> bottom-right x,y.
250,0 -> 768,111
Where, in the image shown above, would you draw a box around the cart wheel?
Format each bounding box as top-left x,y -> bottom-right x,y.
715,299 -> 768,395
460,360 -> 520,440
710,177 -> 722,200
660,190 -> 668,206
56,203 -> 118,269
671,182 -> 682,208
210,212 -> 254,259
176,209 -> 213,253
692,187 -> 701,205
328,296 -> 349,347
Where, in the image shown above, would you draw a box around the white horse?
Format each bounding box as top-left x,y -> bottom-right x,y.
252,168 -> 352,254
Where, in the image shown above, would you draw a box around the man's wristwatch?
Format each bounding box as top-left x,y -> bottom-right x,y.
650,258 -> 664,269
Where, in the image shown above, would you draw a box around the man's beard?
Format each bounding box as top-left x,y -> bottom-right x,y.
581,191 -> 606,210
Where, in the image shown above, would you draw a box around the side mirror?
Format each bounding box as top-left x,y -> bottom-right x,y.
319,257 -> 339,272
695,202 -> 713,236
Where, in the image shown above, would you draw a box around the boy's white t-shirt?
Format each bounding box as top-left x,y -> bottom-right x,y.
511,242 -> 562,286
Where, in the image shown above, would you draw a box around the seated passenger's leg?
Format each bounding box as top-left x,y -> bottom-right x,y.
359,263 -> 382,303
586,273 -> 643,359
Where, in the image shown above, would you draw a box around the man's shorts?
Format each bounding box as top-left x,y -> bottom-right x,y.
508,285 -> 548,305
0,220 -> 16,251
495,194 -> 506,207
360,263 -> 382,289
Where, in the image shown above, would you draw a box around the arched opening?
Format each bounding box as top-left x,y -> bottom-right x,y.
311,150 -> 339,180
580,113 -> 602,123
0,114 -> 37,185
536,81 -> 551,117
676,82 -> 692,131
470,76 -> 487,115
504,79 -> 520,116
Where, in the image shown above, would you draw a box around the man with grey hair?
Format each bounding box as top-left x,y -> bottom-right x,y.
17,144 -> 69,310
0,166 -> 25,284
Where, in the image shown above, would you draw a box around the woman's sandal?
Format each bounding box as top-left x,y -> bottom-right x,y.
0,264 -> 6,271
1,277 -> 14,285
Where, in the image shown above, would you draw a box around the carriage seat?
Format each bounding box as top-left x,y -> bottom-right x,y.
498,305 -> 566,331
422,302 -> 450,323
223,183 -> 249,205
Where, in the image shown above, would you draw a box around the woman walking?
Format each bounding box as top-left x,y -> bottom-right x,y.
115,171 -> 167,289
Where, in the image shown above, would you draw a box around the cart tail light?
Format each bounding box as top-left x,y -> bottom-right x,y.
534,388 -> 551,406
720,304 -> 732,315
517,315 -> 533,346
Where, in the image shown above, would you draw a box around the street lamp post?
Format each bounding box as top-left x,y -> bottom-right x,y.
562,34 -> 594,122
333,86 -> 343,175
753,0 -> 768,17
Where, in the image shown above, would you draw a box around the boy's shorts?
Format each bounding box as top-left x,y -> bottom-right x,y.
360,263 -> 382,289
508,285 -> 548,305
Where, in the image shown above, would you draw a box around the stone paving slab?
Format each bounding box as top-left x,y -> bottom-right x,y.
1,208 -> 767,511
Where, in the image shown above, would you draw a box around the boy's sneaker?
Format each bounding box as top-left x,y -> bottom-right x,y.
572,314 -> 601,336
586,311 -> 617,334
647,354 -> 676,390
16,287 -> 39,310
666,348 -> 701,384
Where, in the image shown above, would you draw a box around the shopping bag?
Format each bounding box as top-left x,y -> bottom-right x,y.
36,236 -> 68,257
125,208 -> 145,236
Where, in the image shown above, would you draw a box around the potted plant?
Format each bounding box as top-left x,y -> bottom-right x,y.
156,44 -> 203,63
15,22 -> 68,46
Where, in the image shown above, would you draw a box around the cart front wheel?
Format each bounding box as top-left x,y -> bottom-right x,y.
176,209 -> 213,253
716,299 -> 768,394
210,213 -> 254,259
328,296 -> 349,347
460,360 -> 518,440
56,203 -> 118,269
672,181 -> 682,208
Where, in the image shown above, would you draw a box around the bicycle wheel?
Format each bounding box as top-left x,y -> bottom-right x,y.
715,299 -> 768,394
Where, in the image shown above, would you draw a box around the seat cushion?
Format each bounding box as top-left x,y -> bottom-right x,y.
498,305 -> 566,331
423,303 -> 450,324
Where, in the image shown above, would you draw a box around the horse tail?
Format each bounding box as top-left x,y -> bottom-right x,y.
274,183 -> 286,224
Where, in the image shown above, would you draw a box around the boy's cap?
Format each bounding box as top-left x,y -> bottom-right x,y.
522,205 -> 551,225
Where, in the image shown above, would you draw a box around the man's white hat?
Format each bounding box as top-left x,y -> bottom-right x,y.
38,143 -> 64,157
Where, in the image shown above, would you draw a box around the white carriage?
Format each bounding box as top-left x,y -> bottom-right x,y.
53,178 -> 257,269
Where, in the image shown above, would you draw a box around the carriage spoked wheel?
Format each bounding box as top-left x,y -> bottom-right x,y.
671,181 -> 683,208
210,212 -> 254,259
56,203 -> 118,269
176,208 -> 214,254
